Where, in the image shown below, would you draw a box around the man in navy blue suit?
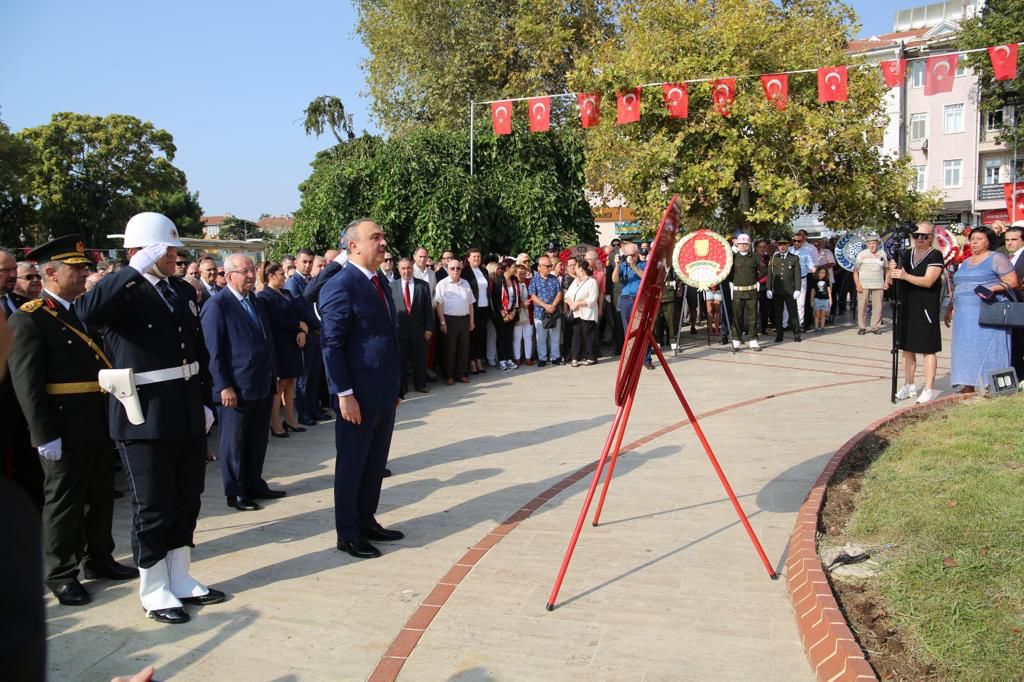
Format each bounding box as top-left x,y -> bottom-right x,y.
319,219 -> 403,559
200,254 -> 285,512
285,248 -> 325,425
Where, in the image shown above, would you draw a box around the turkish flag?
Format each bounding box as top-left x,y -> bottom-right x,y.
491,100 -> 512,135
1004,182 -> 1024,222
759,74 -> 788,110
577,93 -> 601,128
924,54 -> 958,95
817,66 -> 848,102
880,59 -> 906,88
662,83 -> 688,119
528,96 -> 550,133
988,44 -> 1019,81
617,87 -> 642,124
712,78 -> 736,117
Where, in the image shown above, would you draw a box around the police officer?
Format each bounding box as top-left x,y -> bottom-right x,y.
767,236 -> 803,343
7,235 -> 138,607
77,213 -> 225,625
728,234 -> 765,351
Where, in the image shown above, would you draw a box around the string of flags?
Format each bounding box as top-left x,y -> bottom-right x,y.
488,43 -> 1020,135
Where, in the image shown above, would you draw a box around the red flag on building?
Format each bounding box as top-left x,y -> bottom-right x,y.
924,54 -> 958,95
988,44 -> 1019,81
817,66 -> 848,102
577,93 -> 601,128
1004,182 -> 1024,223
880,59 -> 906,88
528,96 -> 551,133
491,100 -> 512,135
759,74 -> 788,110
662,83 -> 688,119
712,78 -> 736,117
617,88 -> 642,124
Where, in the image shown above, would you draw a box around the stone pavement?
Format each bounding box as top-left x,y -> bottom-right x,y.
46,320 -> 953,681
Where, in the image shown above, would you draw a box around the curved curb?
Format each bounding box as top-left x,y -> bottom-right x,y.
786,393 -> 968,681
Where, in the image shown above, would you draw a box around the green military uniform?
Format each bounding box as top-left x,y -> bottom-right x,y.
768,246 -> 803,342
729,249 -> 765,341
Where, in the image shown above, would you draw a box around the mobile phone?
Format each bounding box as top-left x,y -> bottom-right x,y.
974,285 -> 994,300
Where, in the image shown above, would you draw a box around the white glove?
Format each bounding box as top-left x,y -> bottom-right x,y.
333,250 -> 349,266
793,290 -> 801,301
38,438 -> 62,461
728,283 -> 734,295
766,290 -> 773,300
203,406 -> 215,434
128,243 -> 171,275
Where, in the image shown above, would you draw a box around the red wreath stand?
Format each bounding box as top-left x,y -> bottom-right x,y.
546,195 -> 777,611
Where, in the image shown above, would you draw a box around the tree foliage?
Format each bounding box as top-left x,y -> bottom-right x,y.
565,0 -> 937,236
219,216 -> 273,242
303,95 -> 356,143
276,126 -> 596,259
958,0 -> 1024,146
354,0 -> 617,133
17,112 -> 202,248
0,112 -> 38,246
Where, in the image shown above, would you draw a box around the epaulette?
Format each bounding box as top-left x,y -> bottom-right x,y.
19,299 -> 44,313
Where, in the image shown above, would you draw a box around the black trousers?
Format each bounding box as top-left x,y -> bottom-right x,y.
1012,328 -> 1024,382
469,306 -> 488,361
116,436 -> 206,569
40,444 -> 116,588
218,390 -> 274,498
494,316 -> 515,362
443,314 -> 470,380
398,333 -> 428,395
571,318 -> 598,361
773,293 -> 801,340
297,333 -> 322,421
333,402 -> 395,541
731,295 -> 759,339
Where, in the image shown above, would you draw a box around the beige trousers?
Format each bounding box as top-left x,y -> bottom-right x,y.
857,288 -> 883,330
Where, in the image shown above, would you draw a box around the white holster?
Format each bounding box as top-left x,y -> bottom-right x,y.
98,368 -> 145,425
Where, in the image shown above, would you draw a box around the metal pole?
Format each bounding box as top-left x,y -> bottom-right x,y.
469,100 -> 475,177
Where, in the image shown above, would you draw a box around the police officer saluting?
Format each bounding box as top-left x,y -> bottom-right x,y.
7,235 -> 138,606
77,213 -> 225,624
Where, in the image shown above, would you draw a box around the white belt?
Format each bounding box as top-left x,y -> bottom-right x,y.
135,362 -> 200,386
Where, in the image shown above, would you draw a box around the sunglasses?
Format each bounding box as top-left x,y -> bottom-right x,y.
19,274 -> 43,281
384,258 -> 393,262
217,271 -> 225,276
912,233 -> 932,240
176,261 -> 187,266
448,266 -> 461,271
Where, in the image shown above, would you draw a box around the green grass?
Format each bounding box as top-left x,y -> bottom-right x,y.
847,394 -> 1024,681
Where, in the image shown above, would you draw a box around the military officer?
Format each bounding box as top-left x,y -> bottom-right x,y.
767,236 -> 803,343
728,234 -> 766,351
7,236 -> 138,606
77,212 -> 225,625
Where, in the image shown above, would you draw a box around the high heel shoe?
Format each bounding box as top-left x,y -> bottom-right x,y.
270,427 -> 289,438
283,423 -> 306,433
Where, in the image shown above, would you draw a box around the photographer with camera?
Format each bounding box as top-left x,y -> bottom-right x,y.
612,243 -> 654,369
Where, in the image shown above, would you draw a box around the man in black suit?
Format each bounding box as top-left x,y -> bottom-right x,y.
196,257 -> 221,307
1005,224 -> 1024,381
285,248 -> 325,425
391,258 -> 433,398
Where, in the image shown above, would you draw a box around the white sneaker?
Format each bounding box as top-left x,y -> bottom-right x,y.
915,388 -> 938,404
748,339 -> 761,352
895,384 -> 918,400
731,340 -> 741,350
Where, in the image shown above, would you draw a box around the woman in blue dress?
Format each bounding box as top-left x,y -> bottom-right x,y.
944,226 -> 1019,392
256,261 -> 308,435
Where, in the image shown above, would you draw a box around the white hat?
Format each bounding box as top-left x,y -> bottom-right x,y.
123,212 -> 184,248
735,233 -> 751,244
864,232 -> 881,242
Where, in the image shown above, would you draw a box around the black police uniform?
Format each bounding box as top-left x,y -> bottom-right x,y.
76,266 -> 213,569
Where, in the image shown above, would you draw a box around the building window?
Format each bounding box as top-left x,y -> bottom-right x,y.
913,165 -> 927,192
943,159 -> 962,188
987,109 -> 1004,132
910,61 -> 926,88
955,62 -> 966,77
983,158 -> 1004,185
944,104 -> 964,134
910,113 -> 928,141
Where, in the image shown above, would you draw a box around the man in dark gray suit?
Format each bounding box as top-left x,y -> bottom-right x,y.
391,258 -> 433,398
1005,224 -> 1024,381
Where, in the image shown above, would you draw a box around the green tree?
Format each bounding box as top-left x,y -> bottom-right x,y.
303,95 -> 357,143
0,112 -> 38,246
958,0 -> 1024,147
19,112 -> 202,248
567,0 -> 936,235
354,0 -> 617,133
219,216 -> 272,242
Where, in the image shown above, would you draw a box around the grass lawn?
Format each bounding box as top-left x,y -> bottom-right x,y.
847,394 -> 1024,681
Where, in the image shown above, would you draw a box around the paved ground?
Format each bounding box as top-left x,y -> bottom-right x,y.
46,317 -> 953,681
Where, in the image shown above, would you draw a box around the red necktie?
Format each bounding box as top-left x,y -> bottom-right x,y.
371,275 -> 390,316
403,280 -> 412,313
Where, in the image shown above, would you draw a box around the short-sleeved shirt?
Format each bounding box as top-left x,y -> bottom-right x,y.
528,273 -> 561,317
794,243 -> 819,277
854,249 -> 887,289
618,261 -> 645,297
434,277 -> 475,316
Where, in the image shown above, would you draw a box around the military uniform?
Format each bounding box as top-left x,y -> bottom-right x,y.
768,248 -> 803,342
729,249 -> 765,341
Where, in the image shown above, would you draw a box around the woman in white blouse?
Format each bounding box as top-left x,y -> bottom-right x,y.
565,259 -> 600,366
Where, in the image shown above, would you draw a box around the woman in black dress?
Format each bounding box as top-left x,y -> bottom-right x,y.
256,261 -> 308,436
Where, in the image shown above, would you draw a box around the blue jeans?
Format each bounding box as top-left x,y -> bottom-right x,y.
534,317 -> 561,361
619,295 -> 653,365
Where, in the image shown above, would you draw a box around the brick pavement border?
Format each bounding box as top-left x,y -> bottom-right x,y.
785,393 -> 969,682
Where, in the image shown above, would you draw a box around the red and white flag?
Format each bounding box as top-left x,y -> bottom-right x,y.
712,78 -> 736,117
577,93 -> 601,128
617,88 -> 642,125
662,83 -> 688,119
759,74 -> 788,110
880,59 -> 906,88
1004,182 -> 1024,222
528,96 -> 550,133
924,54 -> 958,95
817,66 -> 848,102
988,44 -> 1018,81
491,100 -> 512,135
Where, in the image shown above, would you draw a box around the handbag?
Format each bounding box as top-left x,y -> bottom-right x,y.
979,287 -> 1024,328
541,310 -> 559,329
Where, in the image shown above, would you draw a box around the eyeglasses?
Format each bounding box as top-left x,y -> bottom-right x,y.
383,258 -> 393,262
18,274 -> 43,281
538,263 -> 551,268
912,233 -> 933,240
217,271 -> 225,276
792,239 -> 804,244
176,261 -> 187,266
448,265 -> 461,271
227,267 -> 255,274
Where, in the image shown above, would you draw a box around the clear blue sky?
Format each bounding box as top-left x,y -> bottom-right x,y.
0,1 -> 895,221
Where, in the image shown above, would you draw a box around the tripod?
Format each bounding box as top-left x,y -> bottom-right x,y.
889,234 -> 909,403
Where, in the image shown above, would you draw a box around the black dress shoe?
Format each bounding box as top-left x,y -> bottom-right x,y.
795,336 -> 802,342
53,580 -> 90,606
83,560 -> 139,581
226,496 -> 261,511
253,488 -> 287,499
363,525 -> 404,542
298,418 -> 318,426
148,607 -> 190,624
283,423 -> 306,433
382,468 -> 392,478
337,538 -> 381,559
181,588 -> 226,605
270,429 -> 289,438
315,411 -> 332,421
774,336 -> 783,343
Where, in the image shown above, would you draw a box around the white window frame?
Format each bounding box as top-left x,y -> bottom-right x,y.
944,103 -> 964,134
913,165 -> 927,192
982,158 -> 1003,185
943,159 -> 962,188
910,61 -> 926,88
910,113 -> 928,141
986,109 -> 1004,133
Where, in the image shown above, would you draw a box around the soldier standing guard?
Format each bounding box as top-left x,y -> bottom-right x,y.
767,236 -> 803,343
77,213 -> 225,625
728,234 -> 765,351
7,235 -> 138,607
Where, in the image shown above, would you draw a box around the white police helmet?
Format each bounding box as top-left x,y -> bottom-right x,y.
123,212 -> 184,249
